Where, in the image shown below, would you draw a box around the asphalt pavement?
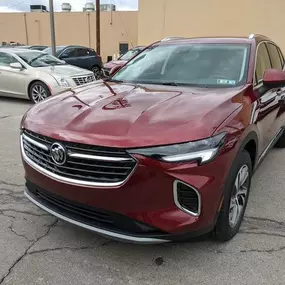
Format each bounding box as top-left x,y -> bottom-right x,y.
0,97 -> 285,285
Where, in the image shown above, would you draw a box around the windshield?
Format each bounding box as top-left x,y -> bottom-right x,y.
113,43 -> 250,87
120,47 -> 144,61
17,51 -> 65,67
43,46 -> 65,55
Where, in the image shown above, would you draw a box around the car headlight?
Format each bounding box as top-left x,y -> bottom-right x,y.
127,133 -> 227,165
52,75 -> 69,87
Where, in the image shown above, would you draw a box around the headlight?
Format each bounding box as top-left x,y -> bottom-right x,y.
52,75 -> 69,87
128,133 -> 227,165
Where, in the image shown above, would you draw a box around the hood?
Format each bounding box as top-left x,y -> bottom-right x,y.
23,82 -> 246,148
37,65 -> 93,77
104,60 -> 127,70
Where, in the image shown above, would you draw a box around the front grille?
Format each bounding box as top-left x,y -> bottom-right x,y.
174,181 -> 200,216
73,75 -> 95,86
22,129 -> 137,186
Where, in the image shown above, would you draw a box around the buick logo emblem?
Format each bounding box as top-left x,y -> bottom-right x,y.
50,143 -> 66,165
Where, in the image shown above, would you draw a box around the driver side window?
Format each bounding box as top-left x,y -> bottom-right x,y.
61,48 -> 76,58
255,43 -> 271,85
0,52 -> 18,67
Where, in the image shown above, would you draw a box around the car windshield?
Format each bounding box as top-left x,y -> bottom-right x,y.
120,48 -> 143,61
43,46 -> 66,55
113,43 -> 250,87
17,51 -> 65,67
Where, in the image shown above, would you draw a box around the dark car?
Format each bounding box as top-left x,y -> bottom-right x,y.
102,46 -> 145,77
44,45 -> 103,79
21,35 -> 285,243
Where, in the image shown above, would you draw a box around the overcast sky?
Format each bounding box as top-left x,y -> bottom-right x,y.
0,0 -> 138,12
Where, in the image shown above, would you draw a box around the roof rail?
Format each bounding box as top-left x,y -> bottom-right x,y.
161,37 -> 185,42
248,34 -> 255,39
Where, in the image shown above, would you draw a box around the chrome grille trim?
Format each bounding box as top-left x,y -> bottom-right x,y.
173,180 -> 201,217
72,75 -> 95,86
22,134 -> 48,151
68,152 -> 133,162
20,132 -> 137,188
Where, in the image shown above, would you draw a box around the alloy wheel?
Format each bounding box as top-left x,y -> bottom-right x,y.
32,84 -> 48,103
92,67 -> 101,80
229,164 -> 249,228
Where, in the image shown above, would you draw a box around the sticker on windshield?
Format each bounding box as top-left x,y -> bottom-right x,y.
217,79 -> 236,85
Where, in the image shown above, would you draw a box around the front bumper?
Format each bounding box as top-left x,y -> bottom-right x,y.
21,132 -> 235,243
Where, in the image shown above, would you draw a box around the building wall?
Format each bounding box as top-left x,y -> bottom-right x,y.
138,0 -> 285,52
0,11 -> 138,62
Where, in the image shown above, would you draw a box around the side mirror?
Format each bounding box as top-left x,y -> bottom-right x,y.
109,65 -> 122,76
10,62 -> 23,70
263,69 -> 285,88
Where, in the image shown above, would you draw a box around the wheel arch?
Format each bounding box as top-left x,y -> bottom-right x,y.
238,131 -> 259,170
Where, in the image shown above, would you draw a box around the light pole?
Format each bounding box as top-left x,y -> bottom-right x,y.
49,0 -> 56,56
96,0 -> 101,55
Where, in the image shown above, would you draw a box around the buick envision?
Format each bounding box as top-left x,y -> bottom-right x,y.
21,35 -> 285,243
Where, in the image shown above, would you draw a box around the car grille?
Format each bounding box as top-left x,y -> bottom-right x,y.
175,181 -> 200,216
21,129 -> 137,186
72,75 -> 95,86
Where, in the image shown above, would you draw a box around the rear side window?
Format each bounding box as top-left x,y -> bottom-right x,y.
77,48 -> 89,57
266,43 -> 282,70
255,43 -> 271,85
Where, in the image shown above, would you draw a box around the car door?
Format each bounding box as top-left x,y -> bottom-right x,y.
265,42 -> 285,132
58,47 -> 78,67
73,48 -> 91,70
0,52 -> 26,98
254,42 -> 282,153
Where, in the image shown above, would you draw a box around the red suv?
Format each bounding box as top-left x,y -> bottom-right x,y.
21,35 -> 285,243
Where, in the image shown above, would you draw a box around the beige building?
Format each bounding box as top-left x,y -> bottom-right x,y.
1,0 -> 285,62
138,0 -> 285,52
0,11 -> 138,62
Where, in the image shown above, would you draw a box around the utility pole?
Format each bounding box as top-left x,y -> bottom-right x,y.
49,0 -> 56,56
96,0 -> 101,55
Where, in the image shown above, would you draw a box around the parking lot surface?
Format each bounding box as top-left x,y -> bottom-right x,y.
0,98 -> 285,285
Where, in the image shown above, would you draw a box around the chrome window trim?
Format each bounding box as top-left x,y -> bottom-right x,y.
253,40 -> 284,88
24,190 -> 169,244
173,180 -> 201,217
21,134 -> 138,188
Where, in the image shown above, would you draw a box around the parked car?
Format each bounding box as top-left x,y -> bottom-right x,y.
0,49 -> 95,103
102,46 -> 145,77
18,45 -> 48,51
21,34 -> 285,243
43,45 -> 103,80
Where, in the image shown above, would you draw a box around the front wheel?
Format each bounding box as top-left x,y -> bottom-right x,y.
213,150 -> 252,241
28,81 -> 51,104
92,66 -> 101,80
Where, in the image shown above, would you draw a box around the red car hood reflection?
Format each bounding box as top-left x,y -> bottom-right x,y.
23,82 -> 245,148
104,60 -> 127,70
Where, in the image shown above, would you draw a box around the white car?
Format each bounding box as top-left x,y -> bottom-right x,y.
0,49 -> 95,103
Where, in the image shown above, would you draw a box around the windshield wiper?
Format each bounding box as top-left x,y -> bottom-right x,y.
162,82 -> 179,86
104,78 -> 124,83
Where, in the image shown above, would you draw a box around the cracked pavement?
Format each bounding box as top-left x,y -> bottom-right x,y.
0,97 -> 285,285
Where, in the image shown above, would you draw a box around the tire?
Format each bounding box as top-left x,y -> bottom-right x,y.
212,150 -> 252,241
28,81 -> 51,104
92,66 -> 101,80
274,130 -> 285,148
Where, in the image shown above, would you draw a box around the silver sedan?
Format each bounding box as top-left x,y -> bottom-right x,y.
0,49 -> 96,103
